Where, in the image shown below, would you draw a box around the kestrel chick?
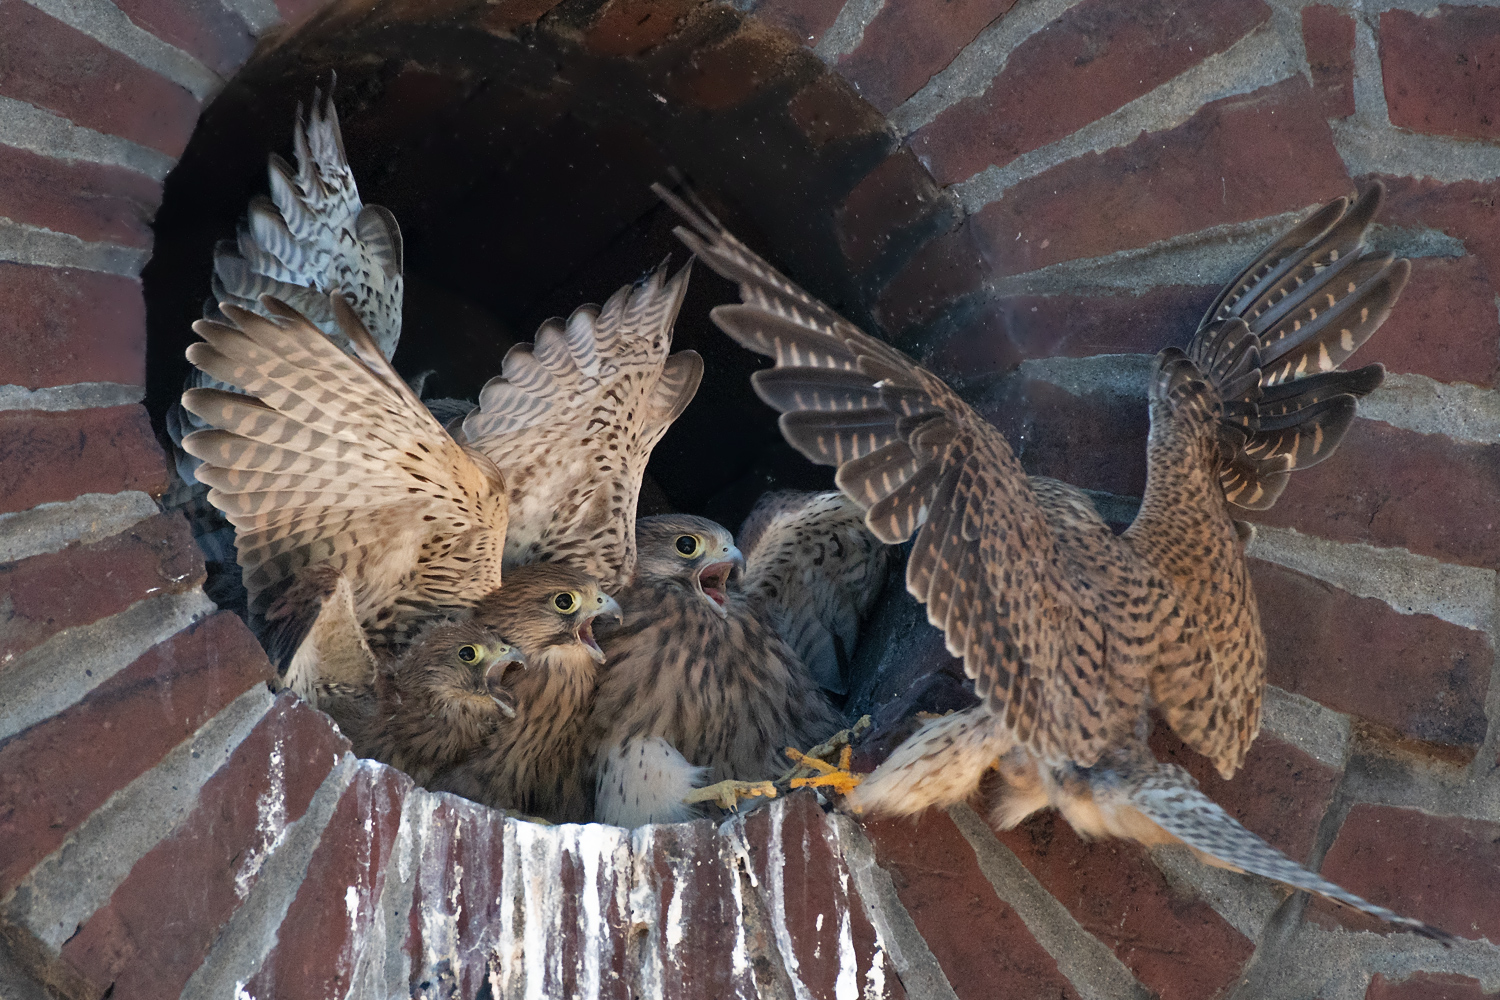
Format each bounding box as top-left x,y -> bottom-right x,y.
590,515 -> 846,828
430,564 -> 622,822
665,183 -> 1449,939
339,620 -> 526,786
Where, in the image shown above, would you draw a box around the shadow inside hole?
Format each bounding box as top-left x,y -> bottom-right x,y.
142,3 -> 926,735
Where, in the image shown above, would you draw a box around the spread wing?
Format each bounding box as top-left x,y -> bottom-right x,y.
208,79 -> 403,355
165,81 -> 405,610
663,186 -> 1154,765
455,260 -> 702,591
737,490 -> 891,695
180,294 -> 507,648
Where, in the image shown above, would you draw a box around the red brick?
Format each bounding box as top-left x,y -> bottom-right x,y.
1303,6 -> 1356,119
1367,972 -> 1492,1000
970,77 -> 1351,275
836,0 -> 1019,114
979,378 -> 1150,498
750,0 -> 843,48
111,0 -> 256,78
863,811 -> 1081,999
1251,560 -> 1490,753
1372,175 -> 1500,303
924,285 -> 1208,380
837,148 -> 949,276
0,0 -> 201,158
1382,7 -> 1500,142
875,219 -> 990,335
912,0 -> 1270,186
787,73 -> 889,149
0,613 -> 273,898
1315,804 -> 1500,941
244,764 -> 408,1000
61,696 -> 347,997
0,513 -> 204,665
639,819 -> 760,998
0,145 -> 160,248
584,0 -> 701,57
403,798 -> 518,999
997,813 -> 1253,1000
664,22 -> 797,111
740,793 -> 903,1000
0,263 -> 144,389
0,406 -> 170,514
1249,419 -> 1500,569
1360,255 -> 1500,387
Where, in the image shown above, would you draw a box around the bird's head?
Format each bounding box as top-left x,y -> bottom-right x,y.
476,563 -> 623,666
634,514 -> 745,619
398,619 -> 527,719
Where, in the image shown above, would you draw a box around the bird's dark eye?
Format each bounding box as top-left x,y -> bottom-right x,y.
457,644 -> 482,664
554,592 -> 577,612
675,535 -> 700,557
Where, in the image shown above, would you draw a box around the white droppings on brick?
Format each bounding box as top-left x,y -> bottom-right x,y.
627,825 -> 664,997
834,840 -> 860,1000
576,823 -> 620,1000
765,801 -> 815,1000
236,737 -> 288,899
665,861 -> 686,953
864,943 -> 887,1000
345,884 -> 360,925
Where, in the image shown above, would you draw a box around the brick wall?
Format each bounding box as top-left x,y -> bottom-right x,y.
1,0 -> 1498,998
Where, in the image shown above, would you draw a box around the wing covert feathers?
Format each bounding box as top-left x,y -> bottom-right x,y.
457,259 -> 700,590
663,182 -> 1143,766
738,490 -> 890,694
181,294 -> 507,645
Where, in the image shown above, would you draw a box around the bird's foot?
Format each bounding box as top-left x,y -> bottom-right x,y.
785,745 -> 862,797
683,779 -> 779,812
781,716 -> 872,798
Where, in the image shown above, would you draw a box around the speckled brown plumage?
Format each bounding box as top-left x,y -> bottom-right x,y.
429,564 -> 621,822
180,294 -> 509,653
662,184 -> 1448,939
332,619 -> 524,786
738,490 -> 889,695
589,515 -> 848,827
455,261 -> 703,593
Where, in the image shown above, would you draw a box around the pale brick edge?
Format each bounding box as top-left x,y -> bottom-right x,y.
951,21 -> 1301,214
0,490 -> 160,563
0,95 -> 177,182
0,589 -> 218,742
947,804 -> 1154,1000
4,687 -> 276,951
0,382 -> 146,412
21,0 -> 222,101
178,755 -> 359,1000
0,217 -> 150,276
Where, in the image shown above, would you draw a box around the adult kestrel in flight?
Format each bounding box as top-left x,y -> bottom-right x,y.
662,182 -> 1449,939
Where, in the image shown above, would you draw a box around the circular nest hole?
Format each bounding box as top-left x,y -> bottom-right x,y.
143,1 -> 920,737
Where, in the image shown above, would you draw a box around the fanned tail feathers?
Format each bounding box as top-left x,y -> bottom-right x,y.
1185,183 -> 1408,509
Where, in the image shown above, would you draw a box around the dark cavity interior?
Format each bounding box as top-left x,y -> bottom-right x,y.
144,3 -> 910,544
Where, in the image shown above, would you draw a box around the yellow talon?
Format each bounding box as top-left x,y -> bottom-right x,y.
683,779 -> 779,812
784,745 -> 862,796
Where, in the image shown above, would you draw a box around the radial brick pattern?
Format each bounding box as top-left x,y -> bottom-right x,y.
2,0 -> 1499,996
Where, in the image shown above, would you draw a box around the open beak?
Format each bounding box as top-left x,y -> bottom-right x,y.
577,594 -> 623,664
696,545 -> 745,618
483,646 -> 526,719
